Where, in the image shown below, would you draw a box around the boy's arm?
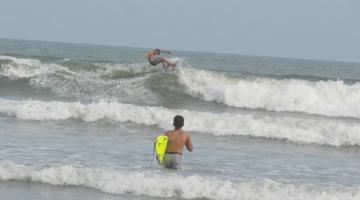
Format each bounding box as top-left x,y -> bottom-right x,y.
185,134 -> 193,152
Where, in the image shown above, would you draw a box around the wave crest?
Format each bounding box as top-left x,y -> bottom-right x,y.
1,98 -> 360,146
0,55 -> 158,103
0,55 -> 70,78
177,68 -> 360,119
0,162 -> 359,200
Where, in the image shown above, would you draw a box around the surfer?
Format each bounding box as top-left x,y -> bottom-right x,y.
147,49 -> 177,68
163,115 -> 193,170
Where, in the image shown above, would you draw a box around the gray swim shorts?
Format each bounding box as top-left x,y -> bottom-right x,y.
150,56 -> 162,66
163,153 -> 182,170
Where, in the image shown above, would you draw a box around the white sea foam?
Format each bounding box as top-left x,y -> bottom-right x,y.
177,68 -> 360,119
0,55 -> 152,81
0,98 -> 360,146
169,57 -> 184,67
0,56 -> 158,102
0,56 -> 151,79
0,55 -> 72,78
98,62 -> 157,74
0,162 -> 358,200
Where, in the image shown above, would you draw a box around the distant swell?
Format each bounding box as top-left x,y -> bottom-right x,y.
1,98 -> 360,146
177,68 -> 360,119
0,162 -> 359,200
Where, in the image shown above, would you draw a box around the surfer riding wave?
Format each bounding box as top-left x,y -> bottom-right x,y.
147,49 -> 177,69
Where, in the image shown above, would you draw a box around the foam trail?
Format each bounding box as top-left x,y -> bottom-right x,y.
0,55 -> 72,78
0,162 -> 358,200
177,68 -> 360,119
0,55 -> 153,79
0,55 -> 158,102
1,98 -> 360,146
96,62 -> 157,74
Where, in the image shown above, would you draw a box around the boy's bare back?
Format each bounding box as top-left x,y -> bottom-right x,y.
165,129 -> 193,154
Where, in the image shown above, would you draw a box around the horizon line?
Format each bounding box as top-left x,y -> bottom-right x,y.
0,37 -> 359,65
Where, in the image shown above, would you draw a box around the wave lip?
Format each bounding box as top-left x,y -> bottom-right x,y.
0,162 -> 359,200
0,55 -> 153,80
0,55 -> 158,103
0,55 -> 70,78
177,68 -> 360,119
1,98 -> 360,146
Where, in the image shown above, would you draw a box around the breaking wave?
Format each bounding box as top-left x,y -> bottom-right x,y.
0,55 -> 158,103
0,162 -> 358,200
4,55 -> 360,120
177,68 -> 360,119
0,98 -> 360,146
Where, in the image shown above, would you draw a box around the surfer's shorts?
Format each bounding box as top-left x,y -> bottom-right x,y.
150,56 -> 162,66
163,153 -> 182,170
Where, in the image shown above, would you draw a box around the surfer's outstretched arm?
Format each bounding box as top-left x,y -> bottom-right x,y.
159,49 -> 172,54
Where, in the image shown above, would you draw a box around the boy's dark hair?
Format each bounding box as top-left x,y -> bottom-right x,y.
173,115 -> 184,129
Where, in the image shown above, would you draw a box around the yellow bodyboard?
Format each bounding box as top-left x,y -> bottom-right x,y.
155,135 -> 168,164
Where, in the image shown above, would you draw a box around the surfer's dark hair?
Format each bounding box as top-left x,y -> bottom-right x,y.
173,115 -> 184,129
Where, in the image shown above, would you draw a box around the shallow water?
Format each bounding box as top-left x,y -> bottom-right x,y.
0,38 -> 360,200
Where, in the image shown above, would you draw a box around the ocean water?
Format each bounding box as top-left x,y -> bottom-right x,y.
0,38 -> 360,200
